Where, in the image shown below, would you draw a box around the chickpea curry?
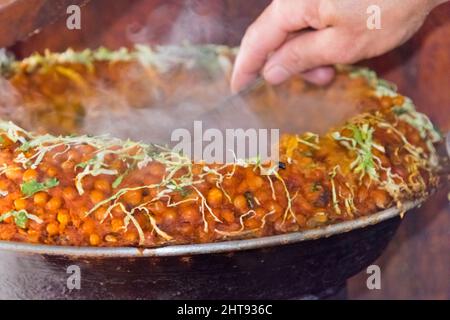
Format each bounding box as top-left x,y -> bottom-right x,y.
0,46 -> 442,247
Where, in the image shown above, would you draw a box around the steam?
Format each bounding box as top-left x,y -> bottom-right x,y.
0,1 -> 360,147
0,77 -> 29,126
126,0 -> 226,45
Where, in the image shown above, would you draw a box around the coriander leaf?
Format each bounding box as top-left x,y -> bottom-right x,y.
14,210 -> 28,228
18,141 -> 31,151
0,210 -> 28,228
21,178 -> 59,197
75,161 -> 88,169
112,174 -> 125,189
179,187 -> 190,198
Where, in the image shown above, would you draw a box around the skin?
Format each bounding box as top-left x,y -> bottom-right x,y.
231,0 -> 449,92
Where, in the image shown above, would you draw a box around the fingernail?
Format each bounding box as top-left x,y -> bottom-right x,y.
264,65 -> 290,85
301,67 -> 335,86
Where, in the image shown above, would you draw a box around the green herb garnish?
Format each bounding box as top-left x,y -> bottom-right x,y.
20,178 -> 59,197
112,172 -> 127,189
332,124 -> 381,181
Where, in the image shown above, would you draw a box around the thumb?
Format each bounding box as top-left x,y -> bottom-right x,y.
263,29 -> 338,85
301,67 -> 336,86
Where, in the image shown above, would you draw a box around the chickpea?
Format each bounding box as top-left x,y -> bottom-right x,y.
205,174 -> 218,184
371,189 -> 389,209
62,187 -> 77,201
57,209 -> 70,225
221,209 -> 235,224
244,217 -> 260,229
110,160 -> 123,171
233,195 -> 248,213
32,196 -> 45,212
237,181 -> 249,194
111,205 -> 124,218
94,178 -> 111,194
5,166 -> 22,181
79,145 -> 96,158
8,190 -> 21,201
306,212 -> 328,228
313,212 -> 328,223
265,201 -> 283,217
295,214 -> 307,227
0,179 -> 10,190
67,149 -> 81,162
295,195 -> 314,213
94,206 -> 107,221
207,188 -> 223,207
13,198 -> 27,210
89,233 -> 101,246
111,218 -> 124,232
148,162 -> 165,177
61,160 -> 75,172
143,175 -> 160,185
180,206 -> 200,224
247,176 -> 264,191
254,207 -> 266,217
81,175 -> 95,191
255,190 -> 270,204
105,235 -> 117,243
124,231 -> 138,242
46,222 -> 59,236
192,164 -> 203,176
27,230 -> 40,243
46,197 -> 62,211
22,169 -> 38,182
89,190 -> 105,204
357,187 -> 369,203
123,190 -> 142,206
81,219 -> 96,234
46,166 -> 58,177
222,176 -> 235,188
162,208 -> 177,224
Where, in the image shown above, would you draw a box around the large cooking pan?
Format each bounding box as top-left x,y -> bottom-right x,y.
0,200 -> 423,299
0,51 -> 447,300
0,0 -> 448,299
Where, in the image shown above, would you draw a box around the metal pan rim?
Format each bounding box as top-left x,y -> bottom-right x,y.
0,199 -> 422,258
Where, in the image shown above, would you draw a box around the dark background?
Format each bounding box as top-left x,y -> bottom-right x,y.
1,0 -> 449,299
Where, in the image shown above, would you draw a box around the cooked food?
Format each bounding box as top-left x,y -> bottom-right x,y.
0,46 -> 442,247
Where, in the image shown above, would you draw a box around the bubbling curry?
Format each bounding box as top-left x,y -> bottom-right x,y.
0,45 -> 442,247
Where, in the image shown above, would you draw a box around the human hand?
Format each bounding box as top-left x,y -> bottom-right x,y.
231,0 -> 447,92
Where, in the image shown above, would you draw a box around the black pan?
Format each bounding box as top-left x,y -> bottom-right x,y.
0,200 -> 422,299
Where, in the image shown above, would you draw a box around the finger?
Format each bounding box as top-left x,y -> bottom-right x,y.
231,0 -> 316,92
300,66 -> 335,86
263,28 -> 337,85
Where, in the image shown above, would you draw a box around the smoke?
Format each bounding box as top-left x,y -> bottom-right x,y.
126,0 -> 227,45
0,77 -> 29,126
0,1 -> 360,148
